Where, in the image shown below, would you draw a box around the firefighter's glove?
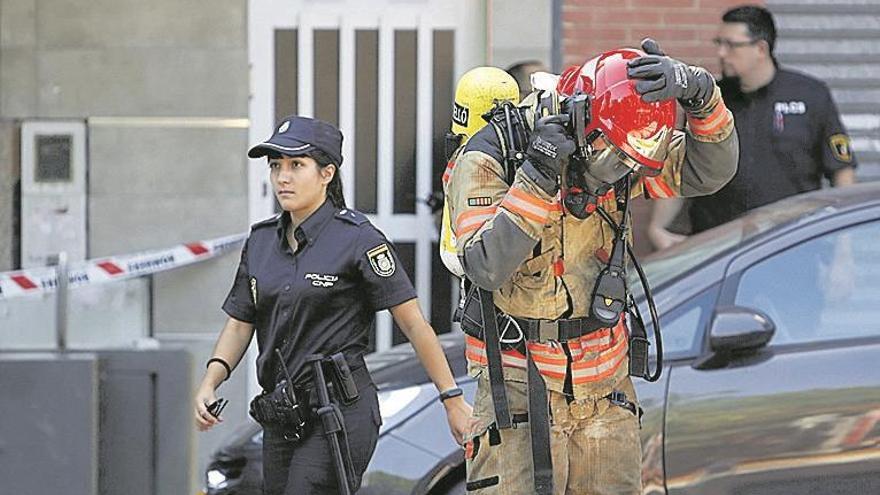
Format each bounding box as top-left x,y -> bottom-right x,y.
523,114 -> 576,195
627,40 -> 714,108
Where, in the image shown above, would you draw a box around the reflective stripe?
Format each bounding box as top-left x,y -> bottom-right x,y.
525,342 -> 568,378
642,176 -> 675,199
465,319 -> 629,385
501,187 -> 554,224
568,328 -> 615,359
688,100 -> 733,136
466,335 -> 527,369
442,160 -> 455,185
571,330 -> 629,384
455,206 -> 497,238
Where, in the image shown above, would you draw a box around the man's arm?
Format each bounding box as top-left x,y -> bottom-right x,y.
832,166 -> 856,187
648,198 -> 686,250
449,149 -> 552,290
449,114 -> 574,291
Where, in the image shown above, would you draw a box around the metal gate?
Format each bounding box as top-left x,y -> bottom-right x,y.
248,0 -> 486,351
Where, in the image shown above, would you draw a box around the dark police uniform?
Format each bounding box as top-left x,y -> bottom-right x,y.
689,68 -> 857,232
222,198 -> 417,494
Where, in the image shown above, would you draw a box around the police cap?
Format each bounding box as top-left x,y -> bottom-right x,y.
248,115 -> 344,166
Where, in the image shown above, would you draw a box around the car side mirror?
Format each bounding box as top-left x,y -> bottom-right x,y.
709,306 -> 775,353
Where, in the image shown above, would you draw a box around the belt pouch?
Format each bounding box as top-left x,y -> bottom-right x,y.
328,353 -> 360,404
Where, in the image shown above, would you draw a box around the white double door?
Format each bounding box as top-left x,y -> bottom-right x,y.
249,0 -> 486,351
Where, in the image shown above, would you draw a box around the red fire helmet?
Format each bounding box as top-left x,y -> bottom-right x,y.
557,49 -> 676,175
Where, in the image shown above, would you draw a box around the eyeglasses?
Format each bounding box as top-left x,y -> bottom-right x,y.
712,37 -> 760,50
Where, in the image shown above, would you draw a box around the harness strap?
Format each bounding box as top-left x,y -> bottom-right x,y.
479,287 -> 512,430
526,345 -> 554,495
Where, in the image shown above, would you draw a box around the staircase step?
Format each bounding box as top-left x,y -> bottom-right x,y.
771,3 -> 880,16
842,114 -> 880,132
776,38 -> 880,55
830,87 -> 880,105
839,102 -> 880,114
779,53 -> 880,64
778,28 -> 880,39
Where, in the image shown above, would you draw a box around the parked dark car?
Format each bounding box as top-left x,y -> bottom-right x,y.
204,183 -> 880,494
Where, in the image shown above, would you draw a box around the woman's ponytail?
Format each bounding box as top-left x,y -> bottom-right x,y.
312,150 -> 347,209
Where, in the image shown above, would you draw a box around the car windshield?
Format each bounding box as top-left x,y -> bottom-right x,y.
633,197 -> 834,291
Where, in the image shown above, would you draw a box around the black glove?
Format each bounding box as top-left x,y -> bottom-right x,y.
626,38 -> 714,107
522,114 -> 576,195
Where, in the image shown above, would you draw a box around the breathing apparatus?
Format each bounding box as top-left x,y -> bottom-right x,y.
445,66 -> 520,160
440,66 -> 520,279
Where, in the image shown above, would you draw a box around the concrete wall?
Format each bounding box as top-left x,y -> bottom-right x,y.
0,3 -> 249,320
490,0 -> 553,70
1,2 -> 250,491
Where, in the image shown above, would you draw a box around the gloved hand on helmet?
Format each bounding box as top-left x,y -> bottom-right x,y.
626,38 -> 715,109
522,114 -> 577,195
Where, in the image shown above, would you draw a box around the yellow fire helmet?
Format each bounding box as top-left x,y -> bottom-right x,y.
451,66 -> 520,141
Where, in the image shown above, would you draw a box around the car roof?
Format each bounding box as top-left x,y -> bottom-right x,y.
638,182 -> 880,292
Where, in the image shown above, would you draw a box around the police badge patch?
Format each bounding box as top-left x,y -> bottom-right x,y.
249,276 -> 258,305
366,244 -> 396,277
829,134 -> 853,163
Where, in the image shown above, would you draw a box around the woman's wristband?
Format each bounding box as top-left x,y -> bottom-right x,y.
439,387 -> 463,403
206,357 -> 232,382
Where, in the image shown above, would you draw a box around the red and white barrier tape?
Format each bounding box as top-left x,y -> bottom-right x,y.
0,233 -> 246,299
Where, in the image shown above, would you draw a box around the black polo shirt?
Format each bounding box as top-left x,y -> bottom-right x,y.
690,68 -> 857,232
222,199 -> 417,390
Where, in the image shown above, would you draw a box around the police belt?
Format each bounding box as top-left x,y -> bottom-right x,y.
250,355 -> 367,430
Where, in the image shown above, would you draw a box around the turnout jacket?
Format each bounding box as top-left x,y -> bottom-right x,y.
447,86 -> 738,399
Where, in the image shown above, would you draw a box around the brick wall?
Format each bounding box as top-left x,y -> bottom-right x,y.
562,0 -> 766,74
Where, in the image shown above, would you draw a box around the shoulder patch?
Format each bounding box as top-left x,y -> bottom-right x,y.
468,196 -> 493,207
829,134 -> 853,163
335,208 -> 368,225
251,213 -> 282,230
366,243 -> 396,277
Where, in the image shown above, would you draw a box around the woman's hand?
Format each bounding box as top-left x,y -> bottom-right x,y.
443,396 -> 473,445
194,385 -> 223,431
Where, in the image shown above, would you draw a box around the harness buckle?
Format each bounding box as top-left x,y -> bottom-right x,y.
607,391 -> 628,407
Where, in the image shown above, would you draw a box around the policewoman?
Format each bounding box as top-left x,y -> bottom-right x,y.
194,116 -> 471,494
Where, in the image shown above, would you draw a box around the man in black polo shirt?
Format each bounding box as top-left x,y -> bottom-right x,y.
648,5 -> 856,247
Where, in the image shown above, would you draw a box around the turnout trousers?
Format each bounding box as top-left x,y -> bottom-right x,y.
464,374 -> 642,495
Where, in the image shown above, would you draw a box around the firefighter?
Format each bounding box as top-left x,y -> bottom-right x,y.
447,39 -> 738,494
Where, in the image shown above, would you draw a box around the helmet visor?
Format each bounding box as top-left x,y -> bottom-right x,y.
618,123 -> 673,176
575,134 -> 639,194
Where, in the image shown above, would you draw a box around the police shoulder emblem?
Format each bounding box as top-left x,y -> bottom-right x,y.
249,276 -> 258,305
366,243 -> 396,277
829,134 -> 853,163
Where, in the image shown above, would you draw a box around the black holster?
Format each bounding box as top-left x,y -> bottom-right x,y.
249,380 -> 308,441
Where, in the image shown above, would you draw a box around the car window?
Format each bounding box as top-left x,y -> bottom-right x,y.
644,285 -> 718,357
734,220 -> 880,346
635,197 -> 833,291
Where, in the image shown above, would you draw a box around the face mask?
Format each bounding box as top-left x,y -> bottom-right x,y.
577,134 -> 641,196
